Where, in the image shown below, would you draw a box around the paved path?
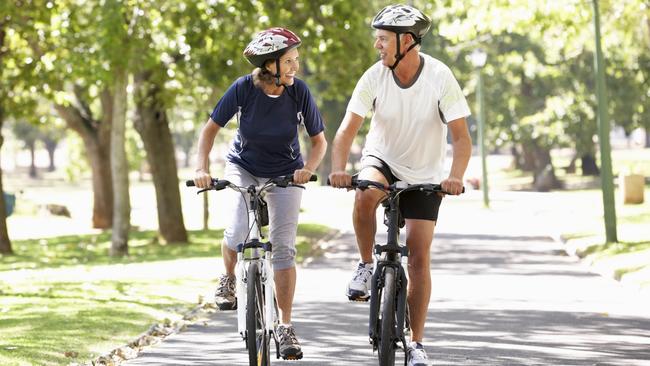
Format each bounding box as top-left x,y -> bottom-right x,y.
125,190 -> 650,365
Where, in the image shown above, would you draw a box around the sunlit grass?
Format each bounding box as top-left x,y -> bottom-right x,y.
0,224 -> 332,272
0,224 -> 332,365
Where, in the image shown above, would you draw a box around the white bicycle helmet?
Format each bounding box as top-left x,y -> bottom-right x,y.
372,4 -> 431,69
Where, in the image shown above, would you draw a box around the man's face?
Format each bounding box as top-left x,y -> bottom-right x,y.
374,29 -> 397,66
374,29 -> 397,67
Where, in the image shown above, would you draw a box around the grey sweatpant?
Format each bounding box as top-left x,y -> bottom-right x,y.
222,162 -> 303,270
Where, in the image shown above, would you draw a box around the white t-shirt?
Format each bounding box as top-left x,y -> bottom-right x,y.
347,53 -> 471,183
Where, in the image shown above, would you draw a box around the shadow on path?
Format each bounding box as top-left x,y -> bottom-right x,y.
127,230 -> 650,366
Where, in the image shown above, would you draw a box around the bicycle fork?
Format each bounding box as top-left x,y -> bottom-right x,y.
369,260 -> 409,354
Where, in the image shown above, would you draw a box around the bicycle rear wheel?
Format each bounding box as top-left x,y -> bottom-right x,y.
246,262 -> 270,366
378,266 -> 397,365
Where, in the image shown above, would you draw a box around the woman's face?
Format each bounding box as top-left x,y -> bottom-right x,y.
266,48 -> 300,85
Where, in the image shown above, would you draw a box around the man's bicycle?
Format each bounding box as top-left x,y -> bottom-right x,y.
345,177 -> 462,366
187,174 -> 316,365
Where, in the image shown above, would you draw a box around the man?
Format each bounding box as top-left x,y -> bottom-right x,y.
328,4 -> 472,365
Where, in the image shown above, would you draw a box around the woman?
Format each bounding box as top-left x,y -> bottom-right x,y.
193,27 -> 327,360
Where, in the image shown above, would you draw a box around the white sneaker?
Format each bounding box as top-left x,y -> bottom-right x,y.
407,342 -> 429,366
346,261 -> 373,301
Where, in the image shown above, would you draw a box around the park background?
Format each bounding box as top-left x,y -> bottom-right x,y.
1,0 -> 649,365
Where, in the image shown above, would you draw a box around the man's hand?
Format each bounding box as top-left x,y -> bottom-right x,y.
293,168 -> 313,185
328,171 -> 352,188
194,169 -> 212,189
440,176 -> 464,195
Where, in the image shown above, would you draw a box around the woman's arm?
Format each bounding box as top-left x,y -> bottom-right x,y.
193,118 -> 221,188
294,131 -> 327,184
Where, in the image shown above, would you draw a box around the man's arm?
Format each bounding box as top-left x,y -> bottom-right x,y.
443,117 -> 472,195
328,111 -> 365,187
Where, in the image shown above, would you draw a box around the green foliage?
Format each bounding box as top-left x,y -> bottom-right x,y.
430,0 -> 649,159
4,0 -> 650,177
126,119 -> 147,174
63,132 -> 90,182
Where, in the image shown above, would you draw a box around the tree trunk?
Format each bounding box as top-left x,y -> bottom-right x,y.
134,71 -> 187,243
110,68 -> 130,256
184,147 -> 191,168
581,154 -> 600,176
0,27 -> 12,254
28,141 -> 37,178
54,89 -> 114,228
0,116 -> 13,255
44,140 -> 57,171
520,145 -> 537,171
533,146 -> 562,192
646,126 -> 650,148
203,193 -> 209,230
529,142 -> 562,191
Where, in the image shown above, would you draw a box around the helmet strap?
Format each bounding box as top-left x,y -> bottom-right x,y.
390,33 -> 420,70
274,59 -> 282,86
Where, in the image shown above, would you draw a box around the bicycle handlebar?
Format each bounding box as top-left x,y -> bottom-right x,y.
186,174 -> 317,191
328,176 -> 464,195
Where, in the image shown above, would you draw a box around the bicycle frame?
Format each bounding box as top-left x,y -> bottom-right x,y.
346,179 -> 458,365
187,174 -> 315,363
235,185 -> 276,344
368,183 -> 410,358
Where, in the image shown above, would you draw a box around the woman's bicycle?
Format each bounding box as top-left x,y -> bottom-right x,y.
345,177 -> 462,366
187,174 -> 316,365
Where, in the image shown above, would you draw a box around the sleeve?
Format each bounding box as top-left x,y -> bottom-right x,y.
300,86 -> 325,137
346,66 -> 377,118
438,66 -> 471,123
209,77 -> 246,127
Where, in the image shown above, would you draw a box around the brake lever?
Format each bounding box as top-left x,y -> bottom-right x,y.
197,187 -> 211,194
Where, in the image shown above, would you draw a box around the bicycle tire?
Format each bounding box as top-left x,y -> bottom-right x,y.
246,262 -> 270,365
378,266 -> 397,365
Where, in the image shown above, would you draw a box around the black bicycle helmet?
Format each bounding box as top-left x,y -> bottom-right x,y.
372,4 -> 431,69
243,27 -> 302,86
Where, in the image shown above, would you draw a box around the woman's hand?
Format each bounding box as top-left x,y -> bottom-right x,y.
194,169 -> 213,189
293,168 -> 314,184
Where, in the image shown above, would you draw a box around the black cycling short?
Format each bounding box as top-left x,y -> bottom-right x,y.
359,155 -> 443,221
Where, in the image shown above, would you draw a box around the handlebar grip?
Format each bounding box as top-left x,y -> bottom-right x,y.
186,178 -> 222,188
309,175 -> 318,182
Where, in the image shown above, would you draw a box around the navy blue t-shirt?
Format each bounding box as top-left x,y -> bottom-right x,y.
210,75 -> 325,178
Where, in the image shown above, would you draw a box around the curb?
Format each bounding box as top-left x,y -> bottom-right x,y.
72,301 -> 219,366
552,232 -> 650,296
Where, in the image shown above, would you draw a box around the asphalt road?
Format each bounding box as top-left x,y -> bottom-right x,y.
125,224 -> 650,366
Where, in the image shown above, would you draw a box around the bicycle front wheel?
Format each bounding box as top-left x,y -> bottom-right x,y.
378,266 -> 397,365
246,262 -> 270,366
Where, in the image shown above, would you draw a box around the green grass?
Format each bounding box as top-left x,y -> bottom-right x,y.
0,224 -> 332,366
0,230 -> 225,272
